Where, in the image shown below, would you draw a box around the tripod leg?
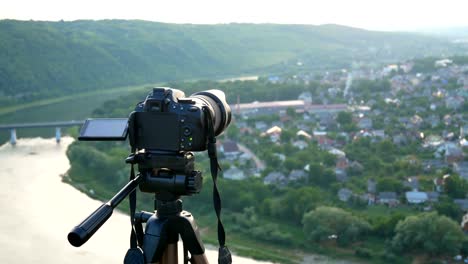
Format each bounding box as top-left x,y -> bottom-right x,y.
142,214 -> 170,263
176,211 -> 208,264
190,254 -> 209,264
160,243 -> 178,264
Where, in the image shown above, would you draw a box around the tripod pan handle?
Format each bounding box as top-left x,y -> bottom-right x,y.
67,203 -> 113,247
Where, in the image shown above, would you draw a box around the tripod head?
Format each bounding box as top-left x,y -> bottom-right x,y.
126,150 -> 203,197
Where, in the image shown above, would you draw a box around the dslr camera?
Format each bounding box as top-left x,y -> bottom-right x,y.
80,87 -> 231,152
128,87 -> 231,152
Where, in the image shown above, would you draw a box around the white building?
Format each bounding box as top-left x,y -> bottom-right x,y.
405,191 -> 428,204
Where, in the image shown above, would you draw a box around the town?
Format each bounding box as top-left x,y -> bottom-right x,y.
217,56 -> 468,227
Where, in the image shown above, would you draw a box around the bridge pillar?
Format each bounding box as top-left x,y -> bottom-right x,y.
55,127 -> 61,143
10,129 -> 17,145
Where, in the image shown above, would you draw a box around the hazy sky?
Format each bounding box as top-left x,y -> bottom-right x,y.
1,0 -> 467,31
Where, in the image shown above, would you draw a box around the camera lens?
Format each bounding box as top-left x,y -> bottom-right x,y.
190,90 -> 231,136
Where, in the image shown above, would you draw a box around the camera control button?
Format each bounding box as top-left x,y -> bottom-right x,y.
188,106 -> 198,112
183,127 -> 192,136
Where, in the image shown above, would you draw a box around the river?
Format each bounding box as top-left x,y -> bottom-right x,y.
0,137 -> 273,264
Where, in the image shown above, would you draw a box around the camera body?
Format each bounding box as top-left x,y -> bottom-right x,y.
128,88 -> 206,152
127,87 -> 231,152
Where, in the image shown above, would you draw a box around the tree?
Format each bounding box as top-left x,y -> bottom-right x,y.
376,177 -> 405,193
226,125 -> 240,139
302,206 -> 371,246
372,213 -> 405,237
280,129 -> 294,143
434,198 -> 463,220
307,163 -> 336,187
445,175 -> 468,199
391,212 -> 464,256
270,187 -> 326,224
336,112 -> 353,127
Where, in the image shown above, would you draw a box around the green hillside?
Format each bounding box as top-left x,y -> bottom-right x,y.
0,20 -> 461,103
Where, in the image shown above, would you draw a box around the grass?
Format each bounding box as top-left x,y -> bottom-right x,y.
0,83 -> 156,142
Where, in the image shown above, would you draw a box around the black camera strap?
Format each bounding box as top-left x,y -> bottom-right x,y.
203,107 -> 232,264
124,163 -> 145,264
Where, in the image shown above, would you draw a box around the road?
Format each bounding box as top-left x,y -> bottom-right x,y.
237,143 -> 266,171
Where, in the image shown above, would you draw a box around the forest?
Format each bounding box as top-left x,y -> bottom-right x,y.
0,19 -> 462,106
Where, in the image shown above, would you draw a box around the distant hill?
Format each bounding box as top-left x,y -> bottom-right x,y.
0,20 -> 463,102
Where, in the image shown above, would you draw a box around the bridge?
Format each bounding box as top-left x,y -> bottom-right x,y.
0,120 -> 84,145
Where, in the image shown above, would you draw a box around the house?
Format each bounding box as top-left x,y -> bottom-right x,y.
410,115 -> 423,128
280,114 -> 292,123
367,179 -> 377,194
460,138 -> 468,148
298,92 -> 313,103
338,188 -> 353,202
263,172 -> 287,186
336,156 -> 349,170
238,152 -> 253,165
393,134 -> 408,146
378,192 -> 399,206
239,127 -> 253,135
405,191 -> 428,204
296,130 -> 312,140
317,137 -> 335,149
318,113 -> 335,129
445,144 -> 464,163
435,59 -> 452,67
423,159 -> 447,172
426,115 -> 441,128
357,118 -> 373,130
223,167 -> 245,180
293,140 -> 308,150
423,135 -> 444,148
462,213 -> 468,231
443,114 -> 452,126
328,148 -> 345,157
236,121 -> 248,129
433,177 -> 444,192
454,162 -> 468,180
263,126 -> 282,142
288,170 -> 307,181
255,121 -> 268,131
426,192 -> 440,203
220,141 -> 241,160
373,130 -> 385,139
404,176 -> 420,191
445,96 -> 465,110
461,125 -> 468,139
237,100 -> 305,117
335,168 -> 348,182
348,161 -> 364,175
274,153 -> 286,162
454,199 -> 468,211
268,76 -> 281,84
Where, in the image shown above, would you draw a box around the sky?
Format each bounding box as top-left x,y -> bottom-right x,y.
1,0 -> 468,31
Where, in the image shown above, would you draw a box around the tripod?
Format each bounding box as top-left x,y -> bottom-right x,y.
130,194 -> 208,264
68,151 -> 230,264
